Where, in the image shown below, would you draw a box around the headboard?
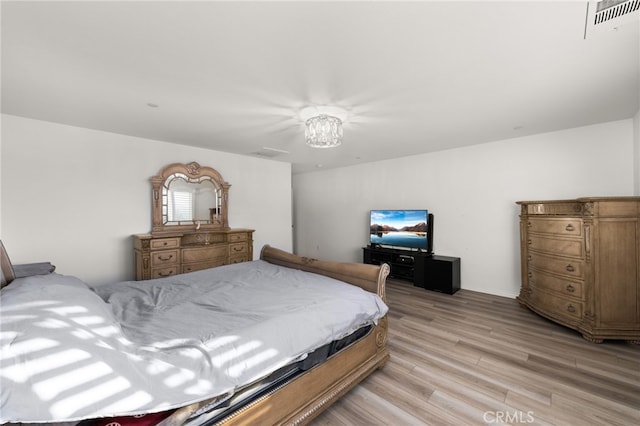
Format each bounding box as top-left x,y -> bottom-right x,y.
260,245 -> 390,301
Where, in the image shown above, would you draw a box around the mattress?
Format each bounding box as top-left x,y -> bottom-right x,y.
0,260 -> 388,424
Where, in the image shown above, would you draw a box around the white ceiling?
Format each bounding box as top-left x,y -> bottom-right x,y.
2,1 -> 639,173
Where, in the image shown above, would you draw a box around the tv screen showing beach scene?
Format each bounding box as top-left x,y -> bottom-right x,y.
370,210 -> 428,249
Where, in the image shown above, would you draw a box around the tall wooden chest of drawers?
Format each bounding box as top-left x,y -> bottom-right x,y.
133,229 -> 254,280
517,197 -> 640,343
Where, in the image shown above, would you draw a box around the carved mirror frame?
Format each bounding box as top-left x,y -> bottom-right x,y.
151,162 -> 230,233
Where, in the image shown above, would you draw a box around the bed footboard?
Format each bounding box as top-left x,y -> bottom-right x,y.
216,318 -> 389,426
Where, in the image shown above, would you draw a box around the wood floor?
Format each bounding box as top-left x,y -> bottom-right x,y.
311,279 -> 640,426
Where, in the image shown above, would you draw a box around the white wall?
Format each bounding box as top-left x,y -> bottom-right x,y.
0,117 -> 3,237
293,119 -> 635,298
1,114 -> 292,285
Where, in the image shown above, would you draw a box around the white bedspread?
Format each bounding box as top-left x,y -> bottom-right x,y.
0,260 -> 388,423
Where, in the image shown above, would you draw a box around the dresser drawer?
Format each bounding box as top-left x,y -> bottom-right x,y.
151,266 -> 178,279
228,233 -> 248,243
229,254 -> 249,264
528,252 -> 584,279
526,218 -> 582,237
182,245 -> 227,263
182,259 -> 227,274
528,269 -> 583,299
150,249 -> 179,267
530,287 -> 583,322
150,237 -> 180,250
527,235 -> 584,258
229,242 -> 248,256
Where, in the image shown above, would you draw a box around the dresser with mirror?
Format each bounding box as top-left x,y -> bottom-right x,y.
134,161 -> 254,280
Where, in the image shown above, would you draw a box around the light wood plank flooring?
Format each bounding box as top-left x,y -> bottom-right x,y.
312,279 -> 640,425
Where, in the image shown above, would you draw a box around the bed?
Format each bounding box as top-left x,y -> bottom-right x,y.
0,244 -> 390,425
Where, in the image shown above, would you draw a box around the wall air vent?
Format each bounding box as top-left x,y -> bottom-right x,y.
585,0 -> 640,38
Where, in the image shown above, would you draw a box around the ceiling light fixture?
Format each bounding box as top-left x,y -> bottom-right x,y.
305,114 -> 343,148
300,106 -> 348,149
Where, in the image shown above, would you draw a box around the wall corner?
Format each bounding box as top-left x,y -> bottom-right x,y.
634,109 -> 640,196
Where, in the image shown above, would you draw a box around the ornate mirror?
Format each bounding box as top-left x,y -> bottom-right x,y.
151,162 -> 230,233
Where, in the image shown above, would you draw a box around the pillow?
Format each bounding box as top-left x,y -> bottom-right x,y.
13,262 -> 56,278
0,240 -> 16,288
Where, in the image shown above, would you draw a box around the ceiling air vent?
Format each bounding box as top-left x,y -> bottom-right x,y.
584,0 -> 640,38
250,147 -> 290,158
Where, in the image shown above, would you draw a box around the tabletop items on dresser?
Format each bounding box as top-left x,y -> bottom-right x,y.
516,197 -> 640,343
134,161 -> 254,280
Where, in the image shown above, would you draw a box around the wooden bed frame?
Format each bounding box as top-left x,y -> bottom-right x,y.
164,245 -> 391,426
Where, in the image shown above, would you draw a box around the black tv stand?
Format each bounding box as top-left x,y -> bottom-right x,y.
363,245 -> 460,294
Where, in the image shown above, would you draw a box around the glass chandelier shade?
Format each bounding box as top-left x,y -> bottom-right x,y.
305,114 -> 343,148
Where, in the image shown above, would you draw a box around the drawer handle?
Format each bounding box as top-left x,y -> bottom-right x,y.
233,246 -> 244,252
566,264 -> 575,272
158,270 -> 173,277
527,255 -> 532,261
528,272 -> 532,278
163,242 -> 168,246
566,284 -> 575,293
565,224 -> 575,232
527,222 -> 532,228
528,239 -> 532,245
567,304 -> 575,313
158,255 -> 173,261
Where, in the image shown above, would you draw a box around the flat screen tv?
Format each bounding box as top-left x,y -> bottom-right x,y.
369,209 -> 433,253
